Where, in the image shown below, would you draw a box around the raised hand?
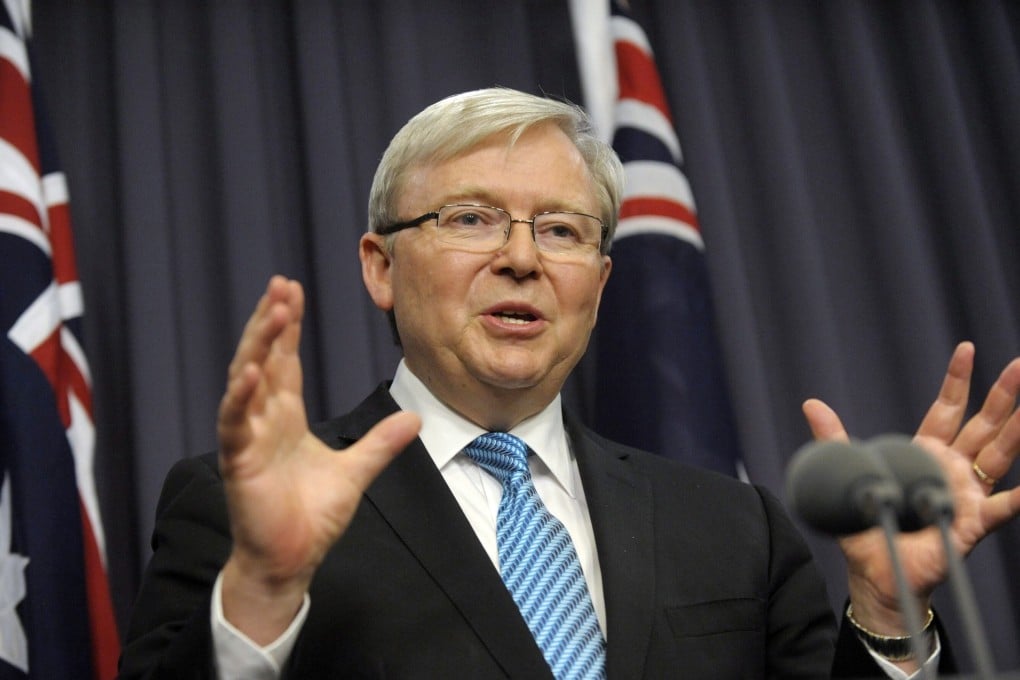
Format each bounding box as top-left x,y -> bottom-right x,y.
802,342 -> 1020,637
217,276 -> 420,644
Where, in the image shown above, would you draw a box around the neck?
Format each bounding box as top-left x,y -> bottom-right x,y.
404,363 -> 560,432
449,391 -> 549,432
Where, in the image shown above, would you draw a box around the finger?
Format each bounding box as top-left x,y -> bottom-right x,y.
958,357 -> 1020,459
262,280 -> 306,394
237,277 -> 290,350
276,279 -> 305,356
916,342 -> 974,442
218,362 -> 261,459
978,486 -> 1020,535
802,398 -> 850,442
338,411 -> 422,493
225,307 -> 289,424
218,279 -> 299,450
973,403 -> 1020,485
228,277 -> 297,380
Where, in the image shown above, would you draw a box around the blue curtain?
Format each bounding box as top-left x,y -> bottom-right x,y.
31,0 -> 1020,670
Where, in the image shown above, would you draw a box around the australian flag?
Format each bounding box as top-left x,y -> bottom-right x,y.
575,0 -> 742,476
0,1 -> 119,677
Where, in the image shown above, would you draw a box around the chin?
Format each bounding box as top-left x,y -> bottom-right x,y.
480,370 -> 543,391
476,355 -> 568,393
473,359 -> 542,389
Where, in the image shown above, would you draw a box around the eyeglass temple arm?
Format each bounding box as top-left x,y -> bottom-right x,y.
375,212 -> 439,236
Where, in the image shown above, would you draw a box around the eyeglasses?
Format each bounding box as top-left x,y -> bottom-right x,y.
376,204 -> 606,257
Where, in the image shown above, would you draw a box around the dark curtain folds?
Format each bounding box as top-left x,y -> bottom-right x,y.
29,0 -> 1019,670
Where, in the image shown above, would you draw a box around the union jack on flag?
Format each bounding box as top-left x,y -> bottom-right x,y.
0,0 -> 119,677
576,0 -> 742,476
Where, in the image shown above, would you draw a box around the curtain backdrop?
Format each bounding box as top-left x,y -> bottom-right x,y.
30,0 -> 1019,670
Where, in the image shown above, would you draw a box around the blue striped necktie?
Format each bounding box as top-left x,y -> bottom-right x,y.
464,432 -> 606,679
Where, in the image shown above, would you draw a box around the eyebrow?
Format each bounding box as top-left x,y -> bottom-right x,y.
434,187 -> 590,215
434,187 -> 499,206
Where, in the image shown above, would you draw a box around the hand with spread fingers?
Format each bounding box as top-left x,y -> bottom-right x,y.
803,342 -> 1020,666
216,275 -> 421,645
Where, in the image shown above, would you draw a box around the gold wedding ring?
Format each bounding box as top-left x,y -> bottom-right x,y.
972,461 -> 997,486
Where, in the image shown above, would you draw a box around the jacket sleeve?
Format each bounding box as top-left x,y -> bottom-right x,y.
831,603 -> 958,678
118,454 -> 230,679
753,485 -> 839,677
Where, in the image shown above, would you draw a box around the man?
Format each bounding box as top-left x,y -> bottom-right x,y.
119,88 -> 1020,678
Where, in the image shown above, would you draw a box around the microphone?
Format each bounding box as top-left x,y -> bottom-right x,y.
785,439 -> 903,534
786,439 -> 933,678
867,434 -> 954,530
868,435 -> 997,679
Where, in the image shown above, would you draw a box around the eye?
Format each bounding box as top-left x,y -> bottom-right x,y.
454,211 -> 482,226
442,205 -> 502,228
548,223 -> 580,240
535,216 -> 583,243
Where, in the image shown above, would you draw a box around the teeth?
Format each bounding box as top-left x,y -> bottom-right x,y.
496,312 -> 533,325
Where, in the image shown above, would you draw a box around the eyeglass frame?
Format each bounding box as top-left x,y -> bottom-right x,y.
375,203 -> 609,255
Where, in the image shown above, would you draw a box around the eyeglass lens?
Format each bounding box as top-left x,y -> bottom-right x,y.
436,205 -> 601,254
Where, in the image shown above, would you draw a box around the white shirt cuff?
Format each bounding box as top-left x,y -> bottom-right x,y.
868,632 -> 941,680
209,570 -> 310,679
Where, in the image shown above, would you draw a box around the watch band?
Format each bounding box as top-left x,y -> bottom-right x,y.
846,604 -> 935,662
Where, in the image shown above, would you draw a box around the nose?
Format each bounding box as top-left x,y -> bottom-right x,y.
493,220 -> 542,277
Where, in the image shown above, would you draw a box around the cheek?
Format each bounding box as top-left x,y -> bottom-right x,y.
547,275 -> 604,349
564,272 -> 606,319
394,255 -> 477,323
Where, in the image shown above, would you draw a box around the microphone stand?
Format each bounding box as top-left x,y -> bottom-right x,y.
874,434 -> 999,679
872,505 -> 935,680
933,515 -> 997,680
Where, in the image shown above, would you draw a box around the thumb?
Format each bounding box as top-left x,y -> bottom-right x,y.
802,398 -> 851,442
339,410 -> 422,492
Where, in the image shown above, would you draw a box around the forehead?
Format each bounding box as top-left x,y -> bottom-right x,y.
398,123 -> 599,214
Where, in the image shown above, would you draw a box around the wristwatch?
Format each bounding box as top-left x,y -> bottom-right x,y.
846,604 -> 935,662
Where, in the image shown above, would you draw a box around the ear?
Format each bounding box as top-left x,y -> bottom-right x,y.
360,232 -> 394,311
591,254 -> 612,324
595,254 -> 612,304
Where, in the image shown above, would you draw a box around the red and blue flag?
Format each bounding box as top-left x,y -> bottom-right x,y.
0,1 -> 119,677
575,1 -> 742,476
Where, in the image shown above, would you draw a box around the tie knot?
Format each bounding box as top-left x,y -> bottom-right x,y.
463,432 -> 530,483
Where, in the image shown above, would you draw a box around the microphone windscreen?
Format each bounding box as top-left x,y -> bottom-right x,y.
786,439 -> 901,535
867,434 -> 953,530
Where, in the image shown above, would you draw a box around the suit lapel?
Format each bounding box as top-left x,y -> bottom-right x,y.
568,416 -> 656,680
320,385 -> 553,679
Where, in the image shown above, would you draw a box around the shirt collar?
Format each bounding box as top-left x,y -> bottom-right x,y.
388,359 -> 577,497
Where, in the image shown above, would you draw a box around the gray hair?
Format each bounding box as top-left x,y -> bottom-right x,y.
368,87 -> 623,254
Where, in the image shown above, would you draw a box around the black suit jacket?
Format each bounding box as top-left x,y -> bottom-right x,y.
119,384 -> 916,679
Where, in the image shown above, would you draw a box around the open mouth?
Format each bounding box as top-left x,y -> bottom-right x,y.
493,311 -> 537,325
